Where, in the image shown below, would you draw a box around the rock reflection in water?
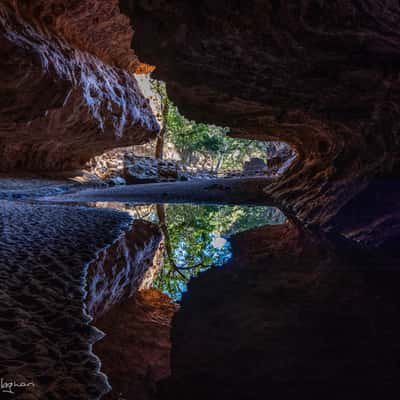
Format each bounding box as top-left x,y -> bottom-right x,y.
91,204 -> 287,400
153,204 -> 286,300
161,222 -> 400,400
94,289 -> 177,400
87,202 -> 286,300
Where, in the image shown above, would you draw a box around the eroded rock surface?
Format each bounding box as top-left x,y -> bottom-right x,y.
0,0 -> 159,172
86,220 -> 162,319
0,201 -> 162,399
126,0 -> 400,246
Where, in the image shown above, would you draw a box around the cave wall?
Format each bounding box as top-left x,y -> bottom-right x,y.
1,0 -> 398,241
0,0 -> 159,171
85,219 -> 163,319
125,0 -> 400,245
94,289 -> 177,400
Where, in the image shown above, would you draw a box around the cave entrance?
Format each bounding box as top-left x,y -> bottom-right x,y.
84,78 -> 296,185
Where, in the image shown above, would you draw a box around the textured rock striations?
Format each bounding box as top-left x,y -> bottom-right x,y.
0,200 -> 163,399
0,0 -> 159,172
125,0 -> 400,246
86,219 -> 162,319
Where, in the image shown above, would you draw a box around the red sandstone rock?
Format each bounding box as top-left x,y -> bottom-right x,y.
0,1 -> 159,171
86,219 -> 163,319
94,289 -> 178,400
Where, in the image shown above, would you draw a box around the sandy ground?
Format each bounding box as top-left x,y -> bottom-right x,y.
0,173 -> 105,200
44,177 -> 277,206
0,200 -> 132,399
0,174 -> 77,200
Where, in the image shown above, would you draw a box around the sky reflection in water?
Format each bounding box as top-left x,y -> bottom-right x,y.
153,204 -> 286,300
90,203 -> 286,300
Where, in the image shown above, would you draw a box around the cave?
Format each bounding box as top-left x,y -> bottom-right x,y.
1,1 -> 400,399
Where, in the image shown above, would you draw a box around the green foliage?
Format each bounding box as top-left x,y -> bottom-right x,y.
223,206 -> 287,236
162,95 -> 268,173
153,204 -> 232,299
145,80 -> 287,299
152,204 -> 286,300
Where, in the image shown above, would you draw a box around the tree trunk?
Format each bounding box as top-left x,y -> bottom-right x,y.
155,101 -> 169,160
156,204 -> 185,278
215,153 -> 224,173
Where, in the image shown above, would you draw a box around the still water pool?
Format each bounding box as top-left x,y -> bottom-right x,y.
90,203 -> 286,300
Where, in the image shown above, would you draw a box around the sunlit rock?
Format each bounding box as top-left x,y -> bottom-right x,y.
0,1 -> 159,172
86,220 -> 163,319
86,148 -> 187,185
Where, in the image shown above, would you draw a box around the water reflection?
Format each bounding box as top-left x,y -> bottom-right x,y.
154,204 -> 287,300
89,202 -> 286,300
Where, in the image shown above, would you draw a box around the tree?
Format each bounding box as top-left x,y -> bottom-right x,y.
166,105 -> 271,173
153,204 -> 286,300
151,80 -> 169,160
150,78 -> 270,174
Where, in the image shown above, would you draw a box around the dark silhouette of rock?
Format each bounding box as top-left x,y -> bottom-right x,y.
242,157 -> 267,174
161,222 -> 400,399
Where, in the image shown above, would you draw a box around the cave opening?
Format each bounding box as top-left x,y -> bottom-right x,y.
1,1 -> 400,399
83,77 -> 297,187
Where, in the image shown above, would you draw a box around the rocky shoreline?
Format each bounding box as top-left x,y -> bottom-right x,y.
0,197 -> 162,399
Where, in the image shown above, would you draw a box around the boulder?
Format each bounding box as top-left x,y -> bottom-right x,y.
123,157 -> 183,184
87,148 -> 186,185
243,157 -> 267,174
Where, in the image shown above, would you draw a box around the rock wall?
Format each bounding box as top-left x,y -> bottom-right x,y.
126,0 -> 400,246
85,219 -> 163,319
0,0 -> 159,171
0,187 -> 166,398
94,289 -> 178,400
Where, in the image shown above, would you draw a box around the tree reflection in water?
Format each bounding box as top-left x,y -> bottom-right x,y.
154,204 -> 286,300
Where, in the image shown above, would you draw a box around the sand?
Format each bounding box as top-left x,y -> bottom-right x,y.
43,177 -> 277,206
0,200 -> 132,399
